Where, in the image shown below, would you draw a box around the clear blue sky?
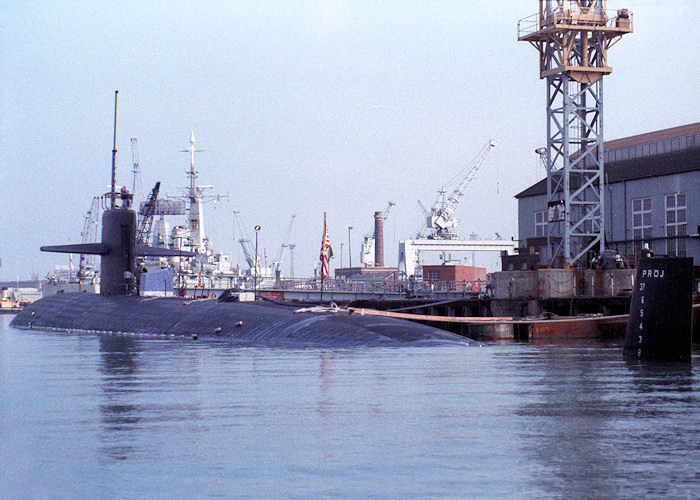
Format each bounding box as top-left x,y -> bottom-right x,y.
1,1 -> 698,280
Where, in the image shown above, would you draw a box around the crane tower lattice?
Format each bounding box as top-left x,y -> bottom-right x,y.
518,0 -> 632,267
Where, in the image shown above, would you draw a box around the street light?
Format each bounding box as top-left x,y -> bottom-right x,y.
254,225 -> 261,298
340,242 -> 344,269
348,226 -> 353,272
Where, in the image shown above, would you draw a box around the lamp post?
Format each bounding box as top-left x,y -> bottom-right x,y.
177,236 -> 182,294
340,242 -> 344,270
254,225 -> 261,298
348,226 -> 353,274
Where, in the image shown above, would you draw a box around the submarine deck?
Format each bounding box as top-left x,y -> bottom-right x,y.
11,293 -> 473,348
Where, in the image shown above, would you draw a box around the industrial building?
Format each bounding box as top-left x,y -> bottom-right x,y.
422,265 -> 486,291
509,122 -> 700,270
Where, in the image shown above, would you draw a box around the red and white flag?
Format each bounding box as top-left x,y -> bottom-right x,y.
319,213 -> 332,279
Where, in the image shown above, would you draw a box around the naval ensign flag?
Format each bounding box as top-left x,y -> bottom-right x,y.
319,212 -> 331,279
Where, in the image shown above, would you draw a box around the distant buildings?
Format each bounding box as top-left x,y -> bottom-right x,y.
50,264 -> 75,282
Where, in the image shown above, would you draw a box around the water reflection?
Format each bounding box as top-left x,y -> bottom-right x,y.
2,321 -> 698,496
317,351 -> 334,419
517,347 -> 625,497
622,361 -> 698,496
98,335 -> 144,461
514,344 -> 700,497
317,351 -> 336,460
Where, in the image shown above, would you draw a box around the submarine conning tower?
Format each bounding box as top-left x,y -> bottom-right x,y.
40,201 -> 194,296
40,197 -> 195,295
100,208 -> 137,296
38,91 -> 195,296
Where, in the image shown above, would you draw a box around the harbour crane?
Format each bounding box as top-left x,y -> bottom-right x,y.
285,244 -> 296,279
417,139 -> 497,240
233,209 -> 257,271
136,182 -> 161,245
360,201 -> 395,267
130,137 -> 143,208
276,214 -> 296,276
518,1 -> 633,267
77,196 -> 101,279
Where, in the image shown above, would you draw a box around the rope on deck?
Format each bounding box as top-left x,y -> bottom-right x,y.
388,297 -> 476,312
347,307 -> 629,325
294,302 -> 342,314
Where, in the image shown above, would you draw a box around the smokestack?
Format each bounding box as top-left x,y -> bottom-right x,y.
374,211 -> 384,267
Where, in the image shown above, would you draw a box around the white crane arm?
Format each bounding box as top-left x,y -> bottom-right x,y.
276,214 -> 296,263
431,139 -> 497,233
363,200 -> 396,238
238,239 -> 256,269
383,200 -> 396,220
233,210 -> 258,269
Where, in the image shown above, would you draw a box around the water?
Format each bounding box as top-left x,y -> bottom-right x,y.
1,314 -> 699,498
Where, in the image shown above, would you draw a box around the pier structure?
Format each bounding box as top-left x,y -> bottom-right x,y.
178,267 -> 651,341
398,239 -> 516,278
518,1 -> 632,267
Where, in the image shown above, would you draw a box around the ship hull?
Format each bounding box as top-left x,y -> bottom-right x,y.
11,293 -> 471,347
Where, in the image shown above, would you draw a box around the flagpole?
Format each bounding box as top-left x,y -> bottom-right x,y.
320,212 -> 326,303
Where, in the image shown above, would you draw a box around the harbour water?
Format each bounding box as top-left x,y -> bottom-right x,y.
1,314 -> 698,498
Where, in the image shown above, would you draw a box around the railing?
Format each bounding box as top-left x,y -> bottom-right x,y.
273,278 -> 488,296
180,274 -> 490,298
518,8 -> 632,38
517,13 -> 540,39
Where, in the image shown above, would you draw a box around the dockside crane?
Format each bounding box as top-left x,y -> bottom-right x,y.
285,244 -> 296,279
518,1 -> 632,267
417,139 -> 497,240
136,182 -> 161,245
233,209 -> 258,271
276,214 -> 296,276
77,196 -> 101,279
130,137 -> 143,208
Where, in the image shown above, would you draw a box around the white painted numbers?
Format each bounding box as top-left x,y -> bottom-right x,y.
637,270 -> 650,357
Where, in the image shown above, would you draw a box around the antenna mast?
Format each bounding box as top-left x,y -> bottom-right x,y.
110,90 -> 119,209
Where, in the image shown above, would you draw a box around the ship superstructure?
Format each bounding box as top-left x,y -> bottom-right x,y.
154,132 -> 236,288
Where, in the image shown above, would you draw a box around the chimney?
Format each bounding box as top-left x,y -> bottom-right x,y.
374,211 -> 384,267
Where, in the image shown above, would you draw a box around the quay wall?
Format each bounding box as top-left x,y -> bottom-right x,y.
493,269 -> 635,299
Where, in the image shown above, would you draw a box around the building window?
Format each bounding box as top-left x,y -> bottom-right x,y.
665,193 -> 687,256
535,210 -> 547,237
632,197 -> 652,242
427,270 -> 441,281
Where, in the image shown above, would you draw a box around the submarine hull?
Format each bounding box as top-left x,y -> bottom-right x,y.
11,294 -> 470,347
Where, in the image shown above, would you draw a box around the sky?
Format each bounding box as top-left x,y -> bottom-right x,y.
1,1 -> 698,281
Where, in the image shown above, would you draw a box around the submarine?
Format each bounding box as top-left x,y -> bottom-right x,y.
12,92 -> 470,348
12,193 -> 468,347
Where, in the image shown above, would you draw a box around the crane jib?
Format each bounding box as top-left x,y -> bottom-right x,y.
419,139 -> 497,239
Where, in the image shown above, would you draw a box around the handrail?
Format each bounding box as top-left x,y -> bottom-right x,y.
184,276 -> 491,297
518,9 -> 632,39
